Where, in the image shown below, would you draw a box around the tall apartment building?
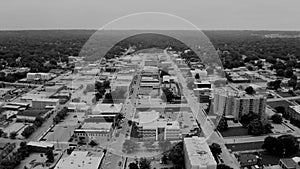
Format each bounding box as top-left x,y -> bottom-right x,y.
213,89 -> 266,120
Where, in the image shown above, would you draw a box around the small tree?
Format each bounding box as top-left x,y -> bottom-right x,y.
195,73 -> 200,79
53,116 -> 60,124
128,162 -> 139,169
139,158 -> 151,169
161,153 -> 168,164
46,150 -> 54,163
248,118 -> 264,136
89,140 -> 98,147
210,143 -> 222,163
271,114 -> 283,124
245,86 -> 255,95
217,164 -> 233,169
217,116 -> 228,131
0,129 -> 3,137
10,131 -> 17,139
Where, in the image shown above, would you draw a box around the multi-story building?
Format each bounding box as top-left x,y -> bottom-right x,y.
214,89 -> 266,120
31,98 -> 59,109
27,72 -> 52,81
73,122 -> 113,143
135,111 -> 181,141
183,136 -> 217,169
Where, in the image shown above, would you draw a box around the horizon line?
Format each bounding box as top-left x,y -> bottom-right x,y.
0,28 -> 300,32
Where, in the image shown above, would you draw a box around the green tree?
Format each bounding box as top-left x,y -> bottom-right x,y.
271,114 -> 283,124
10,131 -> 17,139
0,129 -> 3,137
46,150 -> 54,163
21,126 -> 35,138
210,143 -> 222,163
161,153 -> 168,164
263,135 -> 299,157
288,75 -> 298,89
89,140 -> 98,147
168,141 -> 184,168
217,164 -> 233,169
285,68 -> 294,78
33,116 -> 44,127
139,158 -> 151,169
276,69 -> 285,77
245,86 -> 255,95
248,118 -> 264,136
195,73 -> 200,79
129,162 -> 139,169
53,116 -> 60,124
217,116 -> 228,131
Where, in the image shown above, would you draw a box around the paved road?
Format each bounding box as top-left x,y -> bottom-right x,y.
164,50 -> 240,169
101,56 -> 145,169
267,95 -> 300,102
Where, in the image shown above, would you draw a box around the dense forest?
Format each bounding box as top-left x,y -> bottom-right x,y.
0,30 -> 300,71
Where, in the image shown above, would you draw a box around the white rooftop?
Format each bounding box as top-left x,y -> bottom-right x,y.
136,111 -> 160,124
55,151 -> 104,169
82,122 -> 112,130
290,105 -> 300,113
27,141 -> 54,148
184,137 -> 217,168
92,104 -> 122,114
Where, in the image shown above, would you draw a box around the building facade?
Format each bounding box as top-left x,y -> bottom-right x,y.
214,89 -> 266,120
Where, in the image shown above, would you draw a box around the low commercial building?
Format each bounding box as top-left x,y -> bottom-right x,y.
183,137 -> 217,169
239,153 -> 259,168
55,151 -> 104,169
74,122 -> 113,143
278,158 -> 300,169
44,85 -> 65,93
31,98 -> 59,109
27,141 -> 54,153
92,103 -> 122,115
16,108 -> 52,122
27,72 -> 52,81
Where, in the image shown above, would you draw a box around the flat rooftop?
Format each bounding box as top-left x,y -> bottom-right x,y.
184,137 -> 217,168
55,151 -> 104,169
92,104 -> 122,114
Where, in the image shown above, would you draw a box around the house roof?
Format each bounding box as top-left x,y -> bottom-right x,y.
280,158 -> 299,169
17,108 -> 49,117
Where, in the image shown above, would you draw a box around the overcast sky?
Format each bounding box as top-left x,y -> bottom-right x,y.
0,0 -> 299,30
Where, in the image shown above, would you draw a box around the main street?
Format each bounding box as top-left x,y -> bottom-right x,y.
164,50 -> 240,169
101,56 -> 145,169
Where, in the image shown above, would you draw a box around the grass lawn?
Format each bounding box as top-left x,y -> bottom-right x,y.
220,127 -> 249,137
276,91 -> 294,98
226,141 -> 264,152
260,151 -> 280,165
267,100 -> 294,110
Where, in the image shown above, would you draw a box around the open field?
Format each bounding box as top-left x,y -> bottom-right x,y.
226,141 -> 264,152
220,127 -> 250,137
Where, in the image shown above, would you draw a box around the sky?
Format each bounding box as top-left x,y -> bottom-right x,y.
0,0 -> 299,30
